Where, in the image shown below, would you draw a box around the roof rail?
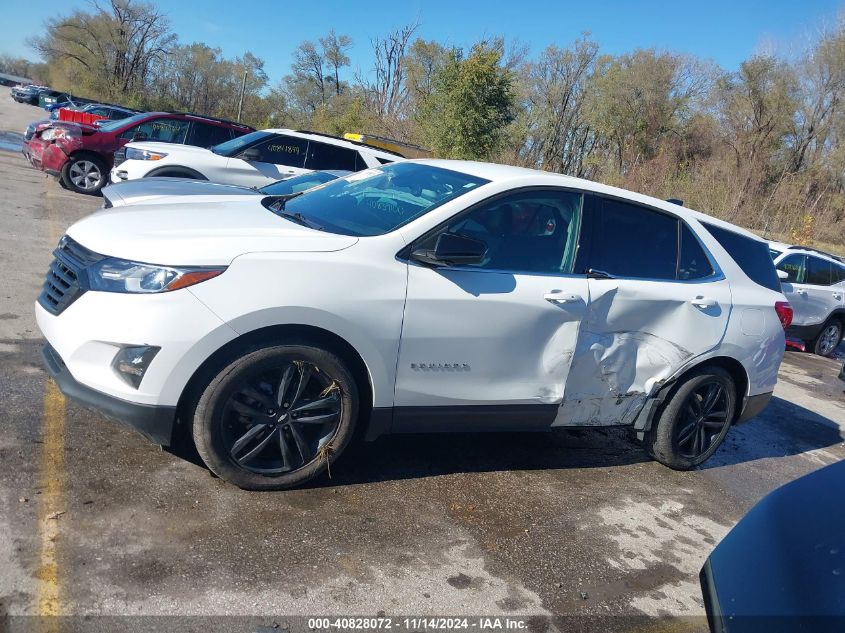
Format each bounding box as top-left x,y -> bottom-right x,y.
294,129 -> 407,158
164,112 -> 255,130
343,133 -> 432,159
787,245 -> 844,262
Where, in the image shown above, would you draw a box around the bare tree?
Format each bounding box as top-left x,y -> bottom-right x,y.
320,30 -> 352,96
367,22 -> 419,118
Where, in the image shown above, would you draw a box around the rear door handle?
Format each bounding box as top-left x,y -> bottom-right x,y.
544,291 -> 582,305
690,296 -> 717,309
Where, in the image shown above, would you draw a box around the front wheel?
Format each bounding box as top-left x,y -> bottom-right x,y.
644,366 -> 737,470
61,154 -> 107,194
192,344 -> 359,490
810,320 -> 842,357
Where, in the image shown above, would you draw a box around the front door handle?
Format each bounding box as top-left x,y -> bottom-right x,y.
544,291 -> 582,305
690,296 -> 717,309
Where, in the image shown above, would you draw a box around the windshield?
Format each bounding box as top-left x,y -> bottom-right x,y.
96,112 -> 149,132
211,130 -> 273,157
259,171 -> 343,196
270,162 -> 490,236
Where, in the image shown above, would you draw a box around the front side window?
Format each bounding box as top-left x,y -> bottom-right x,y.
274,163 -> 489,236
305,141 -> 358,171
777,254 -> 806,284
119,118 -> 189,143
414,189 -> 583,275
806,256 -> 833,286
211,130 -> 273,157
97,112 -> 149,132
577,197 -> 679,280
249,135 -> 309,167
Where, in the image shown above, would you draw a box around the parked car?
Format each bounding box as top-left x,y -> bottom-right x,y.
101,170 -> 350,208
110,129 -> 401,188
700,460 -> 845,631
36,160 -> 788,490
51,103 -> 138,124
11,84 -> 48,104
39,91 -> 74,109
770,243 -> 845,356
22,112 -> 254,194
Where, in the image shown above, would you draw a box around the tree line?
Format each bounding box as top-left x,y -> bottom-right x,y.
3,0 -> 845,248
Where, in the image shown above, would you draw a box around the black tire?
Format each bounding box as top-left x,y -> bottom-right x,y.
192,344 -> 358,490
61,153 -> 108,194
643,366 -> 737,470
810,319 -> 842,357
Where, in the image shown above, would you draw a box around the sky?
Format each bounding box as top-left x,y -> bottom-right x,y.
2,0 -> 843,84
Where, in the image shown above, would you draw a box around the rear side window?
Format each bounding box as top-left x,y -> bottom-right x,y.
679,223 -> 715,280
251,135 -> 308,167
702,223 -> 780,291
189,123 -> 234,148
806,256 -> 833,286
577,197 -> 679,280
305,141 -> 358,171
778,254 -> 806,283
834,264 -> 845,284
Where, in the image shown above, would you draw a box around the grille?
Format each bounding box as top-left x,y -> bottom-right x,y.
24,124 -> 35,141
38,236 -> 103,315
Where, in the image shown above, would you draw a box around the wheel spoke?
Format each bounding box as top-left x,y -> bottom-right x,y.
691,424 -> 701,454
278,427 -> 293,471
289,363 -> 312,408
231,423 -> 270,458
294,412 -> 339,425
291,393 -> 338,413
228,398 -> 265,419
239,386 -> 275,409
276,364 -> 296,407
702,384 -> 722,413
288,423 -> 310,461
677,421 -> 697,446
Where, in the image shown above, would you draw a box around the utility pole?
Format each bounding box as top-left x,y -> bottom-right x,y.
236,69 -> 247,122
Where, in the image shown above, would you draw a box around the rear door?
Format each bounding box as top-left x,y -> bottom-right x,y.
803,256 -> 839,326
224,134 -> 309,187
775,254 -> 808,324
561,195 -> 731,425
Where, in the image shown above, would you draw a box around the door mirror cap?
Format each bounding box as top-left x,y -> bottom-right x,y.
411,233 -> 487,266
777,269 -> 789,281
239,148 -> 262,161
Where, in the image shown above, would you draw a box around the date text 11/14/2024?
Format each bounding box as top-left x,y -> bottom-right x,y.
306,617 -> 530,630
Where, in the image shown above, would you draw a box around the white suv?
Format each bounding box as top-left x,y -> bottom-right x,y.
770,243 -> 845,356
110,129 -> 400,188
36,161 -> 788,490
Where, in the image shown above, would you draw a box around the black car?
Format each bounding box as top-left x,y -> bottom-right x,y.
701,460 -> 845,632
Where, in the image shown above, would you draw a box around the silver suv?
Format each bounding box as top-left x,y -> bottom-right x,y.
771,243 -> 845,356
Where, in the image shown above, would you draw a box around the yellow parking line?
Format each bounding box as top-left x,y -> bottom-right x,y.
38,176 -> 66,629
37,376 -> 66,625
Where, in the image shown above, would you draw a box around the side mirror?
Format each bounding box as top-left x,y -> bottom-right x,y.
411,233 -> 487,267
777,269 -> 789,281
239,148 -> 262,162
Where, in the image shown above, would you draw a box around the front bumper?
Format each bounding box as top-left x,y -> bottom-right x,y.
42,343 -> 176,446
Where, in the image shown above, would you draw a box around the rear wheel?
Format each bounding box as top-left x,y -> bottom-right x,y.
61,154 -> 107,194
644,366 -> 737,470
192,344 -> 358,490
810,320 -> 842,357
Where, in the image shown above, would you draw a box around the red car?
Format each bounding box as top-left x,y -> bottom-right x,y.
22,112 -> 254,194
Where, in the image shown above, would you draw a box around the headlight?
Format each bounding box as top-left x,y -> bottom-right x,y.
41,128 -> 67,141
86,258 -> 225,294
125,147 -> 167,161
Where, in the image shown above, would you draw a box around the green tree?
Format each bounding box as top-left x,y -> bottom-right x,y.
418,41 -> 516,159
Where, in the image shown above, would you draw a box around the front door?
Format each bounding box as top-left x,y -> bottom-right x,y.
393,188 -> 588,431
224,134 -> 310,187
559,195 -> 731,425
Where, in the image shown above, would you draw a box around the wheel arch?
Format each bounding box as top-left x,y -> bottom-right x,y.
144,165 -> 208,180
635,354 -> 750,436
175,323 -> 375,439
